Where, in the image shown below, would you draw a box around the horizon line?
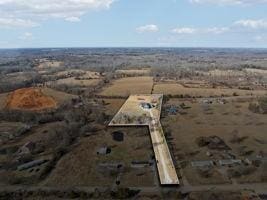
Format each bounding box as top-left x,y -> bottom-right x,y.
1,46 -> 267,50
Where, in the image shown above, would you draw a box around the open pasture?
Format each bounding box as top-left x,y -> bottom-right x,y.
153,83 -> 267,97
47,77 -> 101,87
115,68 -> 151,76
99,76 -> 153,97
162,98 -> 267,185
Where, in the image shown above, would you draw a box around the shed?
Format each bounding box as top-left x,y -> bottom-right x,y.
17,159 -> 48,171
97,147 -> 111,155
219,159 -> 242,166
191,160 -> 214,168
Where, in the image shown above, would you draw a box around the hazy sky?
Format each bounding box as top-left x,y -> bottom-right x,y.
0,0 -> 267,48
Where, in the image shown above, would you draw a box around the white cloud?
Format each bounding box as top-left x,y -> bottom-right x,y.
234,19 -> 267,29
171,27 -> 229,34
0,0 -> 115,27
189,0 -> 267,5
0,18 -> 38,28
171,27 -> 196,34
136,24 -> 159,33
205,27 -> 229,34
171,19 -> 267,36
18,32 -> 33,40
65,17 -> 81,22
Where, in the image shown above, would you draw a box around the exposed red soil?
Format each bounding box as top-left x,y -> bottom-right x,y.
6,88 -> 57,111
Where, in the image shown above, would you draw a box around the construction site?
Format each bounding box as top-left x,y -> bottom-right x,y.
109,94 -> 179,185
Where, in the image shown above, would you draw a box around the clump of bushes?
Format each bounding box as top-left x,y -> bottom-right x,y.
249,97 -> 267,114
110,188 -> 140,199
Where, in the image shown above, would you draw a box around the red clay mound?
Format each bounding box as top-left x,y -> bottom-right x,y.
6,88 -> 57,111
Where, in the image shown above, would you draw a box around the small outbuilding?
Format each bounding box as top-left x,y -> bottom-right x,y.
97,147 -> 111,155
191,160 -> 214,168
219,159 -> 242,166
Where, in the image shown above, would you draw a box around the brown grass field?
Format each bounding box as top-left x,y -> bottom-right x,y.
183,166 -> 231,185
115,68 -> 151,76
47,77 -> 101,87
244,68 -> 267,75
161,98 -> 267,185
103,99 -> 125,116
99,76 -> 153,97
153,83 -> 267,97
162,99 -> 267,160
41,87 -> 76,104
37,61 -> 63,69
55,70 -> 101,79
43,127 -> 155,187
0,122 -> 67,157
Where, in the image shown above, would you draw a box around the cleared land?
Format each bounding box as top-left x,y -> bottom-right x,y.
36,61 -> 63,69
99,76 -> 153,97
110,95 -> 179,185
153,83 -> 267,97
3,87 -> 75,111
6,88 -> 57,111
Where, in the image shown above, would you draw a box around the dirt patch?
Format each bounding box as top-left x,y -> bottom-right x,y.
6,88 -> 57,111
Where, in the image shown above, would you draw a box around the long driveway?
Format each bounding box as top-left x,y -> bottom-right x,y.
148,110 -> 179,185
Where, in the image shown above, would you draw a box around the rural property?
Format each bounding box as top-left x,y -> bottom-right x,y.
109,94 -> 179,185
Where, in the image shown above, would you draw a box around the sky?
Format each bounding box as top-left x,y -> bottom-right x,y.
0,0 -> 267,48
